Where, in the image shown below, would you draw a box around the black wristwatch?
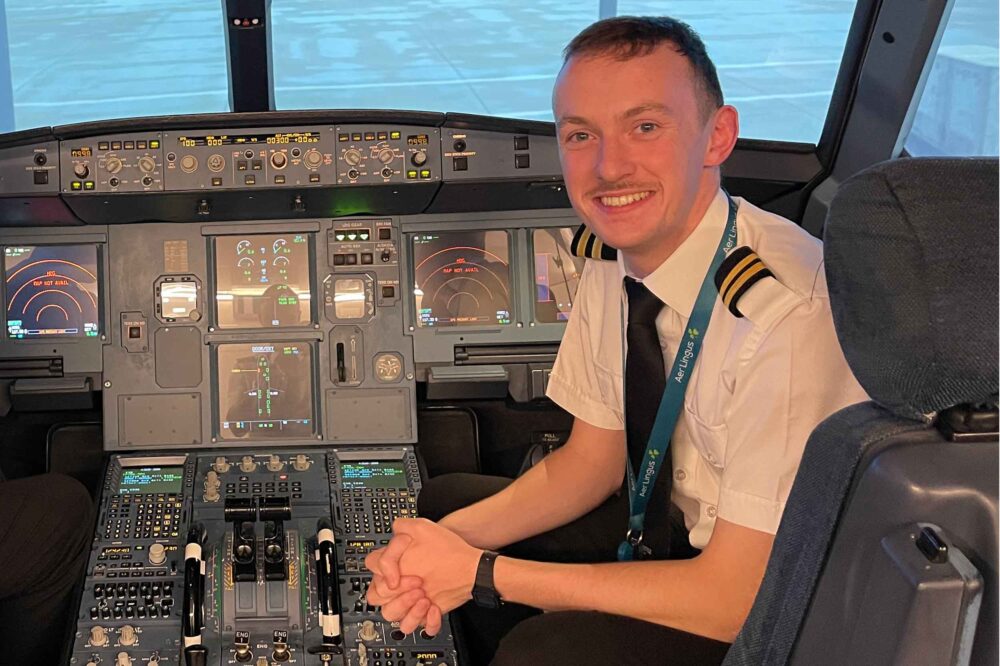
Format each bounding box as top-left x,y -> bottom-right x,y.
472,550 -> 503,609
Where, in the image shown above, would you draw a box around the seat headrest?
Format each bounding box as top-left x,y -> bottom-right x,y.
824,157 -> 999,421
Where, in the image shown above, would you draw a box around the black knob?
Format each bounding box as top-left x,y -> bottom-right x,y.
453,139 -> 466,152
184,645 -> 208,666
33,153 -> 47,166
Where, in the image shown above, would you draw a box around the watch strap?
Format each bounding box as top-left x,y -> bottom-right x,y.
472,550 -> 502,608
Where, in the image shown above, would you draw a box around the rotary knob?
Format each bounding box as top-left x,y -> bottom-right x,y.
267,454 -> 284,472
119,624 -> 137,646
205,470 -> 220,487
270,151 -> 287,169
240,455 -> 257,473
106,156 -> 123,174
116,652 -> 133,666
303,149 -> 323,168
89,625 -> 109,647
148,543 -> 167,566
292,454 -> 310,472
358,620 -> 379,642
207,154 -> 225,172
343,148 -> 363,166
179,154 -> 198,173
203,484 -> 220,503
138,156 -> 156,173
377,148 -> 395,164
410,150 -> 427,167
73,163 -> 90,179
213,456 -> 231,473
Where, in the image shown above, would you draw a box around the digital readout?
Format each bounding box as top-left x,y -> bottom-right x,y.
406,134 -> 429,146
70,147 -> 93,157
178,132 -> 321,148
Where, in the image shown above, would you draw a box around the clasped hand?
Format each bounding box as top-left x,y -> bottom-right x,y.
364,518 -> 482,636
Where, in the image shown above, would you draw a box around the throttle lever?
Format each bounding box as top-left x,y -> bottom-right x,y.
315,517 -> 343,646
182,524 -> 207,650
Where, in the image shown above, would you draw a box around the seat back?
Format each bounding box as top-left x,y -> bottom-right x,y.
724,157 -> 999,666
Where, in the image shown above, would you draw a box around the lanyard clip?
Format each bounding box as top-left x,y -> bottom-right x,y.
618,529 -> 652,561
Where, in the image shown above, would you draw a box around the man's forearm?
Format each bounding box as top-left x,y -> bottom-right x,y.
438,443 -> 622,550
491,556 -> 748,643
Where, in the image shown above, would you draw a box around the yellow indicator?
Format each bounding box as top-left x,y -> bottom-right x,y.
150,140 -> 160,149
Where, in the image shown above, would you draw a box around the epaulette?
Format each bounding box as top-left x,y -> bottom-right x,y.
714,246 -> 776,318
570,224 -> 617,260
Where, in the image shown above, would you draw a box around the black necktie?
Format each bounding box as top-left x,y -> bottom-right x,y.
624,277 -> 667,474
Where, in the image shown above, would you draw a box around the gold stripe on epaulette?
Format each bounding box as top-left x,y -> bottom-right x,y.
714,246 -> 775,318
723,262 -> 767,308
571,224 -> 617,260
719,253 -> 760,299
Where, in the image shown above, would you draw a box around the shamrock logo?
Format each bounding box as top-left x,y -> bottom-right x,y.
688,328 -> 700,338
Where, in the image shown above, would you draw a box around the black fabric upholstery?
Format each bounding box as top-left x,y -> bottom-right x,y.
824,157 -> 999,421
722,404 -> 928,665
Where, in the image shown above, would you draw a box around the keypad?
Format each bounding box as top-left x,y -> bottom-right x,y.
225,477 -> 302,500
89,580 -> 174,621
104,493 -> 181,540
340,488 -> 416,534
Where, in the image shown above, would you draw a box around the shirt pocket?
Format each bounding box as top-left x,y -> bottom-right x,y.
682,399 -> 728,469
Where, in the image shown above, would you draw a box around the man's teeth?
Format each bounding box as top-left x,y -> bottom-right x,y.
600,192 -> 650,207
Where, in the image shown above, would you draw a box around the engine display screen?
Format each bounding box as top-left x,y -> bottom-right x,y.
118,466 -> 184,495
4,245 -> 100,338
533,228 -> 586,323
340,461 -> 408,489
412,231 -> 511,327
217,342 -> 315,440
214,233 -> 312,328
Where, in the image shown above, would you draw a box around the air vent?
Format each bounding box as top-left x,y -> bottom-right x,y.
0,357 -> 63,378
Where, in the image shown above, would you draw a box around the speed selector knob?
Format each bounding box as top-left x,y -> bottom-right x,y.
359,620 -> 379,642
73,163 -> 90,179
292,454 -> 310,471
267,454 -> 284,472
241,455 -> 257,473
138,156 -> 156,173
106,157 -> 123,174
89,625 -> 109,647
119,624 -> 138,646
148,543 -> 167,565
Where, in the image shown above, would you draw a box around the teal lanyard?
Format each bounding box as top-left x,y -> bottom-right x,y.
618,194 -> 738,561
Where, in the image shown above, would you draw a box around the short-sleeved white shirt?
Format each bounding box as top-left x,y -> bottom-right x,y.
546,189 -> 868,549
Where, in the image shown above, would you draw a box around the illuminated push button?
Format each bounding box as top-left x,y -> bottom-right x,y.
390,131 -> 401,140
150,140 -> 160,149
378,227 -> 391,240
70,181 -> 82,191
309,173 -> 321,182
452,156 -> 468,171
33,170 -> 48,185
98,142 -> 110,150
381,286 -> 395,298
124,141 -> 135,150
137,140 -> 147,149
333,254 -> 346,266
245,174 -> 256,185
406,170 -> 417,179
361,253 -> 374,265
84,181 -> 95,190
419,169 -> 431,179
345,254 -> 358,265
377,131 -> 388,140
111,141 -> 122,150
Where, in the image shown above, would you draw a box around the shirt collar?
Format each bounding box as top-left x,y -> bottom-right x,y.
617,189 -> 730,317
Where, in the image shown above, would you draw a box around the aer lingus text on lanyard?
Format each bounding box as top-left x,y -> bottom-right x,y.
618,193 -> 738,562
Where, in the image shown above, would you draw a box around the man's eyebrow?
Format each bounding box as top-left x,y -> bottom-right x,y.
555,115 -> 588,128
621,103 -> 674,119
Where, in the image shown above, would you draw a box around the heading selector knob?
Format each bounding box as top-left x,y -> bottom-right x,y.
343,149 -> 363,166
240,456 -> 257,473
89,625 -> 109,647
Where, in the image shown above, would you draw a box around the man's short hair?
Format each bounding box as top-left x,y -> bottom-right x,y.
563,16 -> 724,121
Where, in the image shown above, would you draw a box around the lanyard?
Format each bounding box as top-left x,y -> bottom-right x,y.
617,194 -> 738,561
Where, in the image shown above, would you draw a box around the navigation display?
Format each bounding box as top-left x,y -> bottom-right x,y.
118,466 -> 184,494
215,233 -> 312,328
533,228 -> 586,323
217,342 -> 315,440
341,461 -> 408,489
412,230 -> 511,328
4,245 -> 100,339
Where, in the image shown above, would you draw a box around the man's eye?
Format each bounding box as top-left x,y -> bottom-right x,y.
637,122 -> 659,133
567,132 -> 590,143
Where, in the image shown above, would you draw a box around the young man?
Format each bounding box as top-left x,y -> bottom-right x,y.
365,16 -> 866,665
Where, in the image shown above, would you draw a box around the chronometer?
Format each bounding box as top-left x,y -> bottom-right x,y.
472,550 -> 502,609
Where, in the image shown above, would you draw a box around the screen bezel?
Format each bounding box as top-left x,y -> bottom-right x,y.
410,228 -> 515,329
210,232 -> 317,331
528,226 -> 585,325
211,340 -> 320,442
2,242 -> 103,341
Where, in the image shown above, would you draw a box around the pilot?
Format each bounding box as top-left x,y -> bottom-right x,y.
365,16 -> 868,665
0,473 -> 93,664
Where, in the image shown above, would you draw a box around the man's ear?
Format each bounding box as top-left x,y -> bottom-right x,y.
704,105 -> 739,168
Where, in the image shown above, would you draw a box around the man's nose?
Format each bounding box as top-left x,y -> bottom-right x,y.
596,135 -> 636,184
